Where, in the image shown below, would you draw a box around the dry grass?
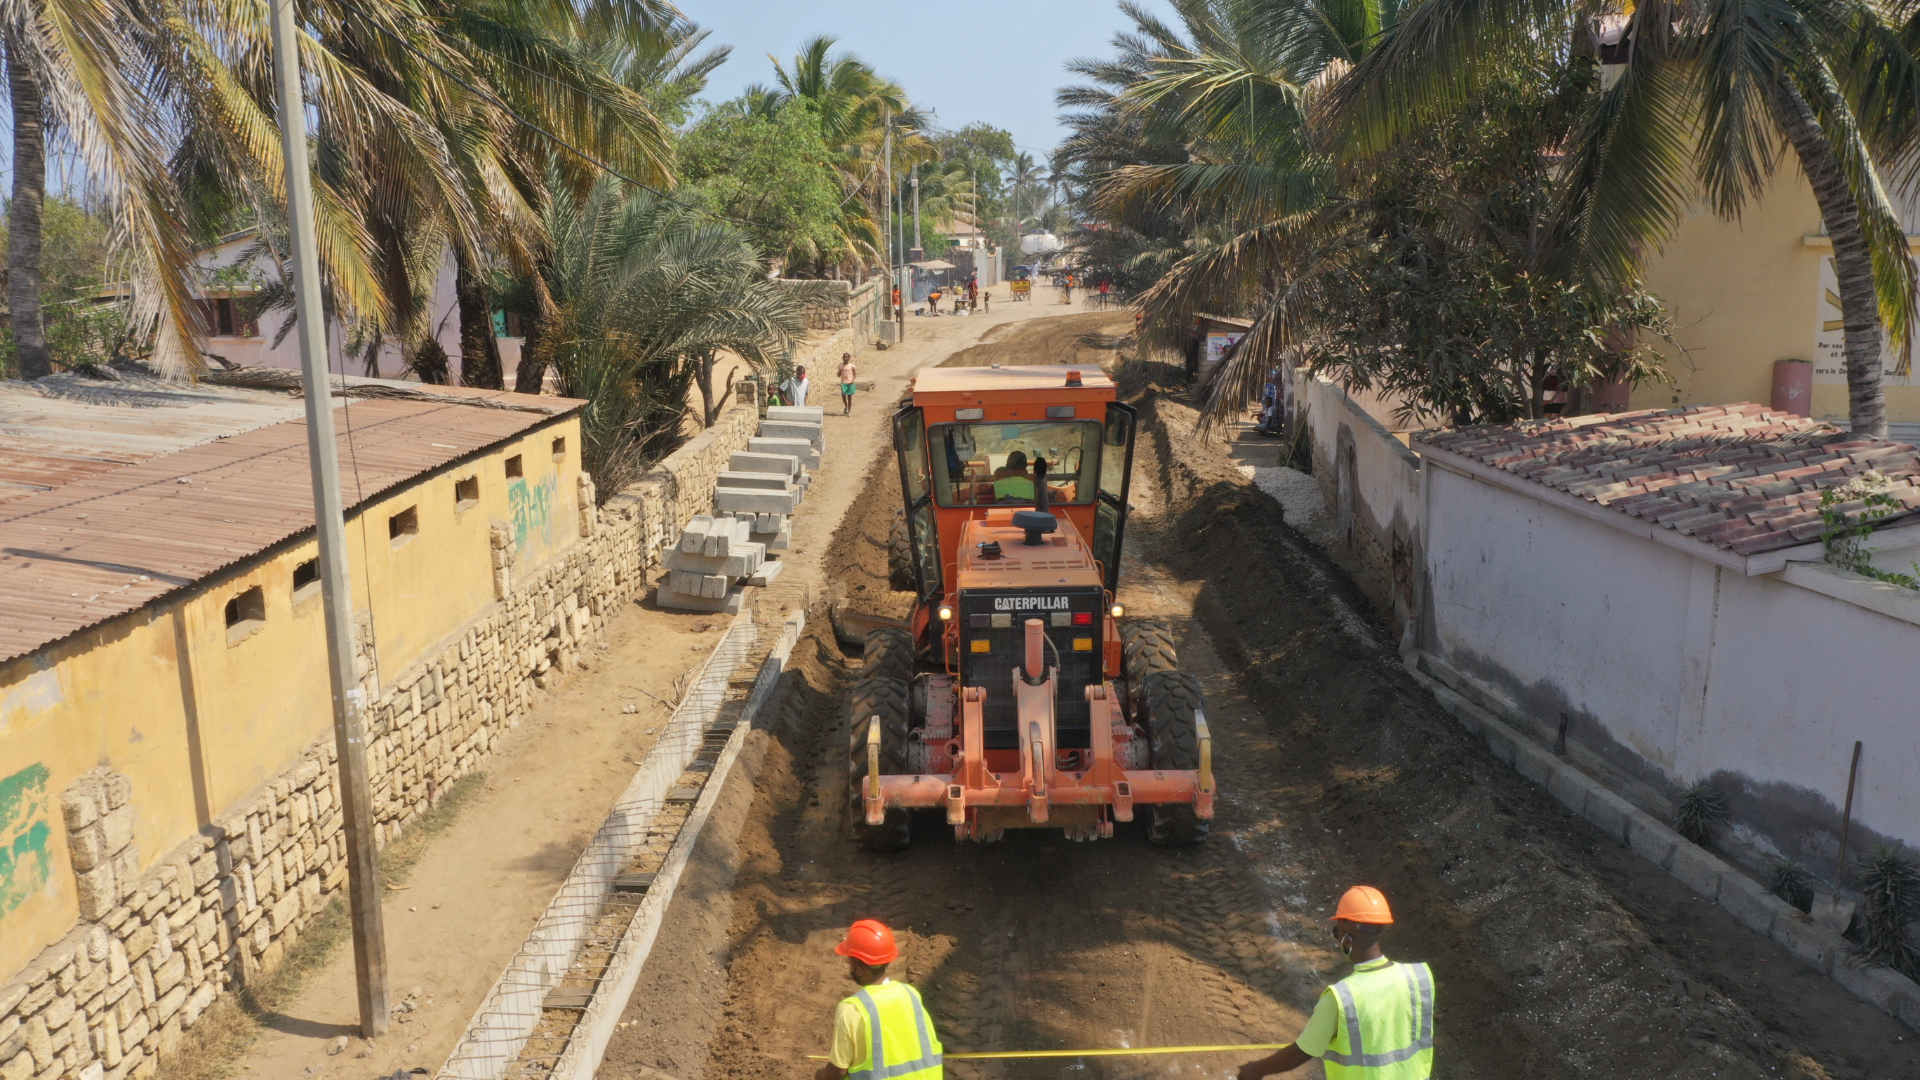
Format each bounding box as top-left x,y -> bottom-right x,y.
153,773 -> 487,1080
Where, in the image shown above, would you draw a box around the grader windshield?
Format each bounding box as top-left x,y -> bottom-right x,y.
929,420 -> 1102,506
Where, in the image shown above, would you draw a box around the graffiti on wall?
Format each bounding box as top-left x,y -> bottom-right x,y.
0,762 -> 52,917
508,474 -> 559,555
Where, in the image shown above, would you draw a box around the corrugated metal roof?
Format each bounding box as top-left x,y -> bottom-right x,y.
0,374 -> 312,501
0,393 -> 582,664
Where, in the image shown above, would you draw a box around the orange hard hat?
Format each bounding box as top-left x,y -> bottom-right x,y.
835,919 -> 899,965
1331,885 -> 1394,925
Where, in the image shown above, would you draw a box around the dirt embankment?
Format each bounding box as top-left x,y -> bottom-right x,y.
603,313 -> 1917,1080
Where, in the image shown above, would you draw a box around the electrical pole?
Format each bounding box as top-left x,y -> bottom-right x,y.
883,113 -> 897,332
269,0 -> 388,1038
911,173 -> 922,253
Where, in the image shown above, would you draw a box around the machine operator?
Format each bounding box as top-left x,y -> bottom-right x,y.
813,920 -> 944,1080
1237,886 -> 1434,1080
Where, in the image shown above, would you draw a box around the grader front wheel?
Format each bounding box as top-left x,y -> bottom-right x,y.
887,508 -> 916,592
846,675 -> 913,851
1143,670 -> 1210,846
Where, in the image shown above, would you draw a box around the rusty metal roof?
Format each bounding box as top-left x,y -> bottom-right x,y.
0,391 -> 582,664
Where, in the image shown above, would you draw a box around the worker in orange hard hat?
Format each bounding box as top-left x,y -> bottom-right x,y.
814,919 -> 943,1080
1237,886 -> 1434,1080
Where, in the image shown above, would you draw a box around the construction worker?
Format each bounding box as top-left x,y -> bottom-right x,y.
1237,886 -> 1433,1080
814,919 -> 943,1080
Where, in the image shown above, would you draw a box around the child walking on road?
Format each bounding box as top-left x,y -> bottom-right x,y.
837,353 -> 857,415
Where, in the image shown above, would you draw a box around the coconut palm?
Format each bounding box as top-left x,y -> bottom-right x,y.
1330,0 -> 1920,436
530,177 -> 831,493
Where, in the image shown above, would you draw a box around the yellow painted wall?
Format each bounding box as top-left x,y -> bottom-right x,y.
1637,168 -> 1920,424
0,415 -> 579,976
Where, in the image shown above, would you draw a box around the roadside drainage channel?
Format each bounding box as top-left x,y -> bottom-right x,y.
437,605 -> 807,1080
1404,650 -> 1920,1033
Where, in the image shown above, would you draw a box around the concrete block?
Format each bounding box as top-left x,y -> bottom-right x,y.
748,437 -> 819,469
752,527 -> 790,550
747,559 -> 785,586
766,405 -> 825,423
1510,739 -> 1556,786
758,420 -> 823,448
703,517 -> 752,557
701,574 -> 727,599
679,515 -> 714,553
1667,842 -> 1726,900
655,584 -> 745,614
730,452 -> 801,477
1480,724 -> 1515,764
1832,959 -> 1917,1013
1717,873 -> 1789,935
718,470 -> 794,492
1545,764 -> 1595,817
1770,912 -> 1843,975
665,544 -> 764,578
1582,787 -> 1635,845
714,487 -> 796,514
755,512 -> 786,533
1625,809 -> 1678,868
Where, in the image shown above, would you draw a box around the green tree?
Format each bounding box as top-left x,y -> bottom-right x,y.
1331,0 -> 1920,437
680,100 -> 847,270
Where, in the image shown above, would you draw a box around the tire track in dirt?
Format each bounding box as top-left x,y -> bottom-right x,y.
604,313 -> 1919,1080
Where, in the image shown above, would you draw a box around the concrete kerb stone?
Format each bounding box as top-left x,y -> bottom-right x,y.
1403,649 -> 1920,1033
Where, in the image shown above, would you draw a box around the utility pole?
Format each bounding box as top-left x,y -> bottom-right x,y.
269,0 -> 388,1038
883,113 -> 897,332
911,173 -> 922,253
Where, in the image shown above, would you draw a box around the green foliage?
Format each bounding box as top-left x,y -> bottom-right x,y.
1820,472 -> 1920,589
532,178 -> 821,496
1770,861 -> 1815,913
1673,781 -> 1728,847
679,100 -> 847,269
1857,846 -> 1920,979
0,197 -> 129,376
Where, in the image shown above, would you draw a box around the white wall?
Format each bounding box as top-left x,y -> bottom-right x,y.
1299,375 -> 1426,629
1423,461 -> 1920,867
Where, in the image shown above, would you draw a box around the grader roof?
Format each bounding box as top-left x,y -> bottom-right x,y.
912,366 -> 1116,394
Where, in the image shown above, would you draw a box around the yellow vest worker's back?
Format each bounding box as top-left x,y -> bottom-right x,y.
1322,960 -> 1434,1080
845,981 -> 943,1080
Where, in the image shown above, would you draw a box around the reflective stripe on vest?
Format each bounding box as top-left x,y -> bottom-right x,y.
845,982 -> 943,1080
1321,961 -> 1434,1078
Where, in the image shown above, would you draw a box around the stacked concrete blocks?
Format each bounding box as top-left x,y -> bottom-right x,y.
658,516 -> 758,613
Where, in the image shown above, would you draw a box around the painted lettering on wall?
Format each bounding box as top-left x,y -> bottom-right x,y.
0,762 -> 52,917
508,474 -> 558,554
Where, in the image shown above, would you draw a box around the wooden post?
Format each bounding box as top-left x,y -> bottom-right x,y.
1835,740 -> 1863,888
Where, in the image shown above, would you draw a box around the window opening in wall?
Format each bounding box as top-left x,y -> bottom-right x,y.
506,454 -> 524,479
225,586 -> 266,643
293,558 -> 320,600
389,506 -> 419,544
455,475 -> 479,508
552,436 -> 566,459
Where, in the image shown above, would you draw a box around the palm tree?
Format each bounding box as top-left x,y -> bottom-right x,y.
1330,0 -> 1920,436
1008,152 -> 1050,222
531,178 -> 830,493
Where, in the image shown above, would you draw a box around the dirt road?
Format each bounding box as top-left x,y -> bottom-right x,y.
603,314 -> 1917,1080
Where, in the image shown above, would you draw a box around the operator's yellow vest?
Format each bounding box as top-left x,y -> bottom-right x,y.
1320,959 -> 1435,1080
844,981 -> 943,1080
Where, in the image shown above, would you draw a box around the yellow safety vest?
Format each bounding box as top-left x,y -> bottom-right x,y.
844,981 -> 943,1080
1320,959 -> 1435,1080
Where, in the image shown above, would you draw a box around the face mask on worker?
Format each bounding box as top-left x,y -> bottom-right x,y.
1332,927 -> 1355,957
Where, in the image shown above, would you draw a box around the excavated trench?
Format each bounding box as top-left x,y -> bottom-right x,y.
608,314 -> 1918,1080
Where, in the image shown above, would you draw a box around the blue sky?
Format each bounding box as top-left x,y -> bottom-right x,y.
683,0 -> 1169,158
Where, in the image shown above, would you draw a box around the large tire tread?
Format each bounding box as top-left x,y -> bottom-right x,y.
1122,622 -> 1179,711
862,627 -> 915,686
1142,670 -> 1209,846
888,508 -> 916,592
846,675 -> 913,851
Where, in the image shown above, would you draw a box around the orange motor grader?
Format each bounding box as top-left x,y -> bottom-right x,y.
850,364 -> 1214,850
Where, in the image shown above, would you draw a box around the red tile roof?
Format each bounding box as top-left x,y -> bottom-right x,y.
1413,403 -> 1920,556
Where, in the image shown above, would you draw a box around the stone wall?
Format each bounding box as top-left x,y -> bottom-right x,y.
0,401 -> 763,1080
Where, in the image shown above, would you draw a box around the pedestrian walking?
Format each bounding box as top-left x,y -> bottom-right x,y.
1237,887 -> 1433,1080
1062,275 -> 1073,304
838,353 -> 857,415
784,365 -> 810,408
982,290 -> 990,313
813,920 -> 943,1080
892,285 -> 902,320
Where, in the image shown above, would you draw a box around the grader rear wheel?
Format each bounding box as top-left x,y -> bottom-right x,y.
1122,622 -> 1178,710
1142,670 -> 1209,846
888,508 -> 916,592
862,627 -> 915,686
846,675 -> 913,851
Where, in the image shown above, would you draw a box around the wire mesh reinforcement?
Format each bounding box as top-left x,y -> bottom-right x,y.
436,609 -> 762,1080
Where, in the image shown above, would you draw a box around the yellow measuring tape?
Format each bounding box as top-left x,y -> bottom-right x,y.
809,1043 -> 1289,1061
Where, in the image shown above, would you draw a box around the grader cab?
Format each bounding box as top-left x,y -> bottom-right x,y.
850,364 -> 1214,849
